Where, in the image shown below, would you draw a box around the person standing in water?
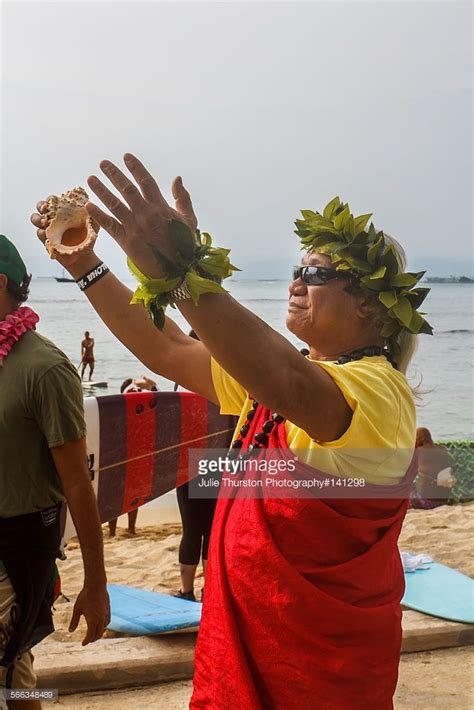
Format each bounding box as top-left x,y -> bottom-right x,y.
80,331 -> 95,381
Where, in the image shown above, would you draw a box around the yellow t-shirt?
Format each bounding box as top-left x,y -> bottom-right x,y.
211,355 -> 416,485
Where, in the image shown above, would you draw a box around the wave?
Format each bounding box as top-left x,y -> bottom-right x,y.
440,329 -> 473,334
30,299 -> 82,304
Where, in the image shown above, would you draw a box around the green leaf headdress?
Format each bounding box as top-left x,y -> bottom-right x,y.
294,196 -> 433,356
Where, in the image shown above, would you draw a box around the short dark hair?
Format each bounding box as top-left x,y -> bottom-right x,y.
6,274 -> 31,304
120,378 -> 133,394
85,331 -> 90,336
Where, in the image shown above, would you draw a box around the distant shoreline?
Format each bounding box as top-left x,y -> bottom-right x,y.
33,276 -> 474,283
424,276 -> 473,284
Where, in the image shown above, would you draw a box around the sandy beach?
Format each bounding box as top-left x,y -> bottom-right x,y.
51,647 -> 474,709
43,502 -> 473,708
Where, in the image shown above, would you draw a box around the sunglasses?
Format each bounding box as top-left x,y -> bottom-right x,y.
292,265 -> 355,285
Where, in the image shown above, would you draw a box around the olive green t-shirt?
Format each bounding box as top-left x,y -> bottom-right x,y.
0,330 -> 86,518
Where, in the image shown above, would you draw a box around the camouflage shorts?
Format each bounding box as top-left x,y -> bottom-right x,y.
0,560 -> 36,695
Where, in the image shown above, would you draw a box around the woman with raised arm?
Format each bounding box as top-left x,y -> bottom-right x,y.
32,154 -> 432,710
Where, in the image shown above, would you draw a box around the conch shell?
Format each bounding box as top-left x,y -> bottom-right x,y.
45,187 -> 97,258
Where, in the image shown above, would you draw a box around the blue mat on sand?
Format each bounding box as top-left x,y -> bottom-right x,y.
402,562 -> 474,624
107,584 -> 202,635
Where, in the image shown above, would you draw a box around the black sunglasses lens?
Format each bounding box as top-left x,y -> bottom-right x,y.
310,268 -> 327,284
293,266 -> 323,284
292,266 -> 341,284
304,267 -> 327,284
293,265 -> 355,285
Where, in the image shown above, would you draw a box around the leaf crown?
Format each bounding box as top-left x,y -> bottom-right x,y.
294,196 -> 433,354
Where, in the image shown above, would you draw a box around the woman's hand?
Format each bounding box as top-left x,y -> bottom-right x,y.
85,153 -> 198,278
30,199 -> 102,278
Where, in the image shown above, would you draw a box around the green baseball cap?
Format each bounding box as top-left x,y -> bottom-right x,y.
0,234 -> 28,286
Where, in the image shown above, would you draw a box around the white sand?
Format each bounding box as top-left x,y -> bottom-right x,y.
398,502 -> 474,577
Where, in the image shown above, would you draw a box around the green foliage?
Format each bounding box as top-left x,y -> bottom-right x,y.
169,220 -> 196,264
379,290 -> 398,309
294,196 -> 434,353
392,297 -> 413,328
367,235 -> 384,265
128,224 -> 239,329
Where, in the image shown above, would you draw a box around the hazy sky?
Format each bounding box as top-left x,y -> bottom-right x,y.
1,0 -> 472,279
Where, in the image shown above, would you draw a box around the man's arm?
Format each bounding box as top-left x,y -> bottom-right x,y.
51,437 -> 110,645
178,294 -> 351,442
30,193 -> 219,403
63,252 -> 218,402
32,179 -> 348,439
59,248 -> 347,441
82,155 -> 351,442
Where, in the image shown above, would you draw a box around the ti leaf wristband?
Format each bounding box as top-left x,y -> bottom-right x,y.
128,220 -> 239,330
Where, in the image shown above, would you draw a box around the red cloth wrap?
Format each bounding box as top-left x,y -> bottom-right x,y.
191,403 -> 416,710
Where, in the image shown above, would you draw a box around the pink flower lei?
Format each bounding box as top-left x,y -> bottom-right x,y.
0,306 -> 39,365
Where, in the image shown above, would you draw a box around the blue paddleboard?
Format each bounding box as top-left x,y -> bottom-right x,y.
402,562 -> 474,624
107,584 -> 202,635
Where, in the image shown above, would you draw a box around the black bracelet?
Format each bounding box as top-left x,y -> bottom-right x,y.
76,262 -> 110,291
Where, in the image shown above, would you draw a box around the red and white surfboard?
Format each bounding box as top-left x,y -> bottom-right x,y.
62,391 -> 236,540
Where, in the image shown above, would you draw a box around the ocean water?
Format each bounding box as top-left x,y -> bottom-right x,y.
28,279 -> 473,440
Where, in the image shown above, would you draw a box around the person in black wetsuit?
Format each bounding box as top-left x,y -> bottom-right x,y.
174,331 -> 217,602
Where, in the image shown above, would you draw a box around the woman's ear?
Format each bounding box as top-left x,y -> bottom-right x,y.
355,293 -> 376,320
0,274 -> 7,291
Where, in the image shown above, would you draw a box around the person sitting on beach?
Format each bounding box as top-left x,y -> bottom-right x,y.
0,235 -> 110,709
32,154 -> 434,709
80,331 -> 95,381
409,427 -> 456,510
107,375 -> 160,537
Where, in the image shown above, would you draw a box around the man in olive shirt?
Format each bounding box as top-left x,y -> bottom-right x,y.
0,235 -> 110,710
